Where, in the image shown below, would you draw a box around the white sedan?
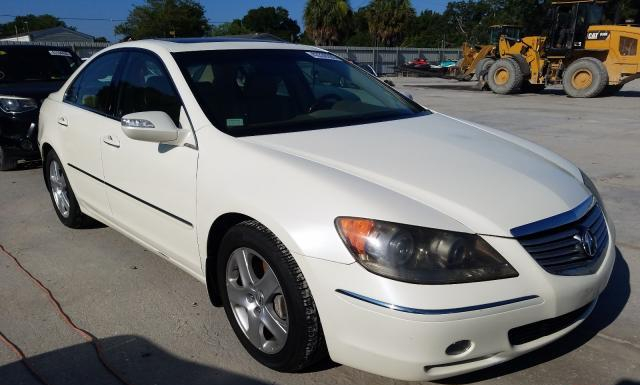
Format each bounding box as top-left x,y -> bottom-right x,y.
38,38 -> 615,381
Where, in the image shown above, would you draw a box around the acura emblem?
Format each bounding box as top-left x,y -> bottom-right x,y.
578,229 -> 597,257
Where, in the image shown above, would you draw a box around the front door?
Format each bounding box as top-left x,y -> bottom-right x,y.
59,51 -> 126,218
100,50 -> 200,274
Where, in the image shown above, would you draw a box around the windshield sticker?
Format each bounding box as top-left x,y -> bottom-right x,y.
49,50 -> 73,57
306,51 -> 341,61
0,51 -> 6,56
226,118 -> 244,127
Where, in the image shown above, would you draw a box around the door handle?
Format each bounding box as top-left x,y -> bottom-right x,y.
57,116 -> 68,126
102,135 -> 120,148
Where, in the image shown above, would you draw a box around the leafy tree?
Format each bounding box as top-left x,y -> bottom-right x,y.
115,0 -> 209,39
344,7 -> 373,46
0,14 -> 74,38
94,36 -> 109,43
365,0 -> 416,46
210,20 -> 252,36
404,10 -> 450,47
303,0 -> 351,45
241,6 -> 300,41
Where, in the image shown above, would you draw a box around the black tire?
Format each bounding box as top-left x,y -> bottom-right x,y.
487,58 -> 524,94
217,220 -> 326,372
0,146 -> 17,171
45,150 -> 89,228
562,57 -> 608,98
475,58 -> 495,80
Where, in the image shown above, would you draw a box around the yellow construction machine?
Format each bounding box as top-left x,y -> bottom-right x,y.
484,0 -> 640,97
451,25 -> 522,80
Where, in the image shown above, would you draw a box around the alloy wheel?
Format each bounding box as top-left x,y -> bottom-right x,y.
49,160 -> 70,218
226,247 -> 289,354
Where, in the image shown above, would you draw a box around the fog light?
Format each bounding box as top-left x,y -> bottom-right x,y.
445,340 -> 472,356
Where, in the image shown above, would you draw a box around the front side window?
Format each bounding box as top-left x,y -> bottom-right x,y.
64,52 -> 124,115
174,49 -> 426,137
115,52 -> 182,125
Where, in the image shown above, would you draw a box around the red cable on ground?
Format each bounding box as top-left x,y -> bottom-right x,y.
0,330 -> 49,385
0,243 -> 135,385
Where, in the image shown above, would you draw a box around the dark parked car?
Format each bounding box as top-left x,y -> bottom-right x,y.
0,45 -> 81,170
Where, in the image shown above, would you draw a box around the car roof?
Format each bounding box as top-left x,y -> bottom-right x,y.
106,38 -> 325,54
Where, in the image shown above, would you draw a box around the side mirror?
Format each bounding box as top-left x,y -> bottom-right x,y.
121,111 -> 178,143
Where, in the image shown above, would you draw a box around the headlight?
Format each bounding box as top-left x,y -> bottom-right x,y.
0,95 -> 38,114
335,217 -> 518,284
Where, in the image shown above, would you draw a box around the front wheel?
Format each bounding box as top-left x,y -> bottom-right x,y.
562,58 -> 608,98
217,220 -> 326,372
487,58 -> 524,94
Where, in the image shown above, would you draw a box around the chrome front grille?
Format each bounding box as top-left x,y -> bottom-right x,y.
515,201 -> 609,275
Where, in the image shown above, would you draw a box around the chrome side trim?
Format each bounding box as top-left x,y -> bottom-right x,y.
335,289 -> 539,315
510,196 -> 595,238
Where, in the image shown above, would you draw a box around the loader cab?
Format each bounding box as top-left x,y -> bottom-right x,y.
547,1 -> 605,54
489,25 -> 522,45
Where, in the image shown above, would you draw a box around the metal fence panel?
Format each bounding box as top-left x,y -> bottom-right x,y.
0,41 -> 461,73
321,46 -> 462,74
0,41 -> 110,58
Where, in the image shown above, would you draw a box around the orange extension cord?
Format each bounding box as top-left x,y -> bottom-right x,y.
0,243 -> 134,385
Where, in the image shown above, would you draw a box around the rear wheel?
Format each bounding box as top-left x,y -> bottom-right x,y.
0,146 -> 17,171
45,150 -> 89,228
217,220 -> 326,372
487,58 -> 523,94
475,58 -> 495,80
563,58 -> 608,98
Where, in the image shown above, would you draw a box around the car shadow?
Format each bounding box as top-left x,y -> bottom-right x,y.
0,335 -> 269,385
439,247 -> 631,384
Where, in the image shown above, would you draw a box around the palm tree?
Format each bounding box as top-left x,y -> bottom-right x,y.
366,0 -> 416,46
303,0 -> 351,46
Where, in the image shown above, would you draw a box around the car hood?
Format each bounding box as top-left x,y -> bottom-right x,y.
241,113 -> 590,237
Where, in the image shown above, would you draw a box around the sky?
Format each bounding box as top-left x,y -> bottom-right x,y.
0,0 -> 450,42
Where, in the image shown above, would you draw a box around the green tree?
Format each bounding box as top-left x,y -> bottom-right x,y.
303,0 -> 351,45
404,10 -> 450,47
0,14 -> 74,38
115,0 -> 209,39
241,6 -> 300,41
366,0 -> 416,46
210,20 -> 251,36
344,6 -> 372,46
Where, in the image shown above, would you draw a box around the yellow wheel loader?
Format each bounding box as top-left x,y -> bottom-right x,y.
485,0 -> 640,97
450,25 -> 522,81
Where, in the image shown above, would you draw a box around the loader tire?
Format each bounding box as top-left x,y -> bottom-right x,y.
563,57 -> 608,98
475,58 -> 495,80
487,58 -> 524,95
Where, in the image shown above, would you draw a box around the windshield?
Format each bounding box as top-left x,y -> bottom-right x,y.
174,49 -> 426,136
0,47 -> 80,83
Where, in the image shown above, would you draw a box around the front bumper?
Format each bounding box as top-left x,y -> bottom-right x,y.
0,111 -> 40,159
298,224 -> 616,381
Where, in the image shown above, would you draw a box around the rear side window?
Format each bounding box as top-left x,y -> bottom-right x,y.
115,51 -> 181,125
65,52 -> 124,115
620,37 -> 638,56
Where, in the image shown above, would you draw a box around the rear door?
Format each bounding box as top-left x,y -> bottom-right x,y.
100,50 -> 200,274
59,51 -> 125,217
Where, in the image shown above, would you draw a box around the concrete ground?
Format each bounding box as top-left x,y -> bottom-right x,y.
1,79 -> 639,385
